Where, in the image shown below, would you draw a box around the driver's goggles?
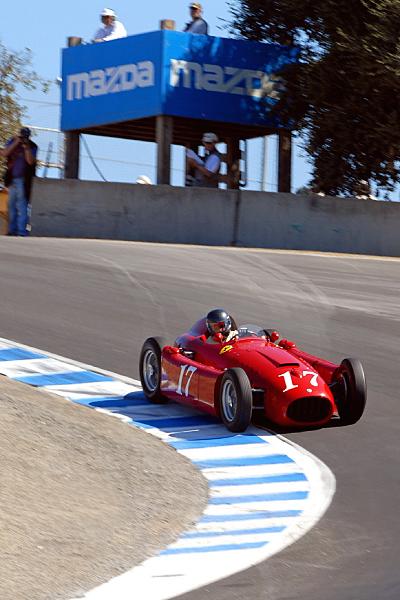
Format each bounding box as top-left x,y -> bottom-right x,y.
210,321 -> 226,332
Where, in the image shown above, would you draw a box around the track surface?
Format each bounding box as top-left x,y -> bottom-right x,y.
1,238 -> 399,600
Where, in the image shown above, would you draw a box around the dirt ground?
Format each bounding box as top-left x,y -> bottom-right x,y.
0,376 -> 208,600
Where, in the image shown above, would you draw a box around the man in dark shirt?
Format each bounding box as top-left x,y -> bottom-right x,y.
1,127 -> 38,236
184,2 -> 208,34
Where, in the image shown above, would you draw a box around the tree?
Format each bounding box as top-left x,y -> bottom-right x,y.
0,40 -> 48,174
230,0 -> 400,196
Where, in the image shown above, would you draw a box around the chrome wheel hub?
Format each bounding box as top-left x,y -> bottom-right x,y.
221,380 -> 237,422
143,349 -> 159,392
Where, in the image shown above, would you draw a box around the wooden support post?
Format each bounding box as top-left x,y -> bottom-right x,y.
67,36 -> 82,47
160,19 -> 175,30
278,129 -> 292,193
225,137 -> 241,190
156,115 -> 173,184
63,37 -> 82,180
64,131 -> 80,179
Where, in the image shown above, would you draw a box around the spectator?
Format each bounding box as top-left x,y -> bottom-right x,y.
93,8 -> 127,42
1,127 -> 38,236
136,175 -> 152,184
186,132 -> 221,188
183,2 -> 208,34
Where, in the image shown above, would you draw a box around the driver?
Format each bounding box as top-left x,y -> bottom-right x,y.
205,308 -> 238,344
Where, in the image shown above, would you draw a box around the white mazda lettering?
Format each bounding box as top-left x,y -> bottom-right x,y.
169,59 -> 283,99
66,61 -> 155,100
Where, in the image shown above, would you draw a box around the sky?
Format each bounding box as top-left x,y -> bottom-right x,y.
1,1 -> 320,191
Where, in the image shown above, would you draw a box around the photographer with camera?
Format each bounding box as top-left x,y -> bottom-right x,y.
1,127 -> 38,236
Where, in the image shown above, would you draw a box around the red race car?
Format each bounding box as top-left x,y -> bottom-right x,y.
139,313 -> 367,433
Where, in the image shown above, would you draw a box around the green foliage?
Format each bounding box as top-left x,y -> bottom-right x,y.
0,40 -> 48,173
230,0 -> 400,195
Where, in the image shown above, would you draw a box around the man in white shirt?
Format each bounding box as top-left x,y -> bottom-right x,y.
93,8 -> 127,43
186,132 -> 221,187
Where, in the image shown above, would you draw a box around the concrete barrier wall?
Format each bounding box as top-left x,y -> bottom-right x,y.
31,179 -> 237,246
31,178 -> 400,256
237,191 -> 400,255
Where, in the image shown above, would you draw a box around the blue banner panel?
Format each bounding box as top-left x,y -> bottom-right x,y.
61,31 -> 297,131
61,32 -> 163,131
161,32 -> 298,127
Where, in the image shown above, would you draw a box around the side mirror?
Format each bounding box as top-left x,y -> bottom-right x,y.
264,329 -> 280,342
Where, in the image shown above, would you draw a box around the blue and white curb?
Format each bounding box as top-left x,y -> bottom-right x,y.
0,337 -> 336,600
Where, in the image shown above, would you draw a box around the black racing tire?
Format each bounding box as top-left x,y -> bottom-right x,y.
218,368 -> 253,432
139,337 -> 168,403
335,358 -> 367,425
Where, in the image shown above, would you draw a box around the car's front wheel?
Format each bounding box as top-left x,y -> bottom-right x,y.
139,337 -> 167,403
334,358 -> 366,425
219,368 -> 253,432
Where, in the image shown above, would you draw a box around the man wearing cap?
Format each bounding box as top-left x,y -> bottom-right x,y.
186,132 -> 221,187
1,128 -> 38,236
93,8 -> 127,42
184,3 -> 208,34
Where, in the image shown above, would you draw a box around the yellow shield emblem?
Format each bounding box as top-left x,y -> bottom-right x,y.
219,345 -> 233,354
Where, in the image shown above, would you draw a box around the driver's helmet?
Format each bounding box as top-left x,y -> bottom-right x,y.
206,308 -> 232,337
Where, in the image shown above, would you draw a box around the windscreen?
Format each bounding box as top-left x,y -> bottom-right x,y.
237,324 -> 266,339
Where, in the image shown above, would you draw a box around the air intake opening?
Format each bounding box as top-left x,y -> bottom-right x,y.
287,397 -> 331,422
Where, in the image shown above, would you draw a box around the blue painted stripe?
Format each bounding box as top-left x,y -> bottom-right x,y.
210,491 -> 308,504
74,396 -> 151,408
132,421 -> 156,429
160,541 -> 267,554
136,416 -> 220,429
210,473 -> 307,486
14,370 -> 114,386
169,434 -> 268,450
193,454 -> 294,468
0,348 -> 47,361
182,526 -> 285,538
200,510 -> 302,523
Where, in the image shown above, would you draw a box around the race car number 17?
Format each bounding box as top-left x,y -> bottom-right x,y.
177,364 -> 197,396
278,370 -> 319,393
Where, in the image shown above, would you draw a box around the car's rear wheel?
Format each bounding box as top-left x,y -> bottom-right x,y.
139,337 -> 168,403
334,358 -> 366,425
219,368 -> 253,432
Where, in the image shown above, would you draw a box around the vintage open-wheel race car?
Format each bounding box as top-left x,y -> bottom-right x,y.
139,315 -> 367,433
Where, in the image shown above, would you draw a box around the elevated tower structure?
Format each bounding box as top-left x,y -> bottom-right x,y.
61,31 -> 297,189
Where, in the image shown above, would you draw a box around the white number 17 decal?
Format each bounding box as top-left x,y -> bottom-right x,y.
176,365 -> 197,396
278,370 -> 319,393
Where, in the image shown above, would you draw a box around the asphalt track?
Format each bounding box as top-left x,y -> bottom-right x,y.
1,238 -> 399,600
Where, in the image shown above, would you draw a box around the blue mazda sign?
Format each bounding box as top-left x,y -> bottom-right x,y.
61,31 -> 298,131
